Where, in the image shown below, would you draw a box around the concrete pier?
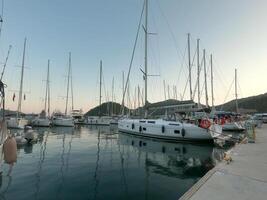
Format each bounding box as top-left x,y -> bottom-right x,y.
180,124 -> 267,200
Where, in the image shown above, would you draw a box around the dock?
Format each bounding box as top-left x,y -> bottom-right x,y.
180,124 -> 267,200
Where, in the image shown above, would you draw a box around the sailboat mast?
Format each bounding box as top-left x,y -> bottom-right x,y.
70,53 -> 74,111
197,39 -> 200,108
99,60 -> 102,116
203,49 -> 209,107
187,33 -> 192,100
65,52 -> 71,115
122,71 -> 125,115
44,59 -> 49,114
235,68 -> 239,113
210,54 -> 214,109
47,59 -> 50,117
17,37 -> 26,118
111,76 -> 114,116
144,0 -> 148,118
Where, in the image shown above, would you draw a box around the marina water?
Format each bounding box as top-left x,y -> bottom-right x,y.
1,126 -> 226,200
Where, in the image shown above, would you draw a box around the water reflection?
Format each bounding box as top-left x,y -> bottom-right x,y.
0,126 -> 226,200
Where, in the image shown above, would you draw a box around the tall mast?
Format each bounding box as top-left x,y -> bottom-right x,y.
235,68 -> 239,113
203,49 -> 208,107
197,39 -> 200,108
65,52 -> 71,115
210,54 -> 214,109
187,33 -> 192,100
70,53 -> 74,111
44,59 -> 50,115
47,59 -> 50,117
144,0 -> 148,118
122,71 -> 125,115
111,76 -> 114,116
17,37 -> 26,118
138,85 -> 140,115
99,60 -> 102,117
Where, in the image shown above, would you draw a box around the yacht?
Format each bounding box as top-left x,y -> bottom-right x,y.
52,113 -> 74,127
7,38 -> 29,129
32,60 -> 51,127
118,0 -> 222,142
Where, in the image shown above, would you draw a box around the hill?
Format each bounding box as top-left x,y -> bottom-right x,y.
84,102 -> 129,116
216,93 -> 267,113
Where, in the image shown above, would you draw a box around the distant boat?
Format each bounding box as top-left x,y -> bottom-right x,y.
118,0 -> 222,142
51,52 -> 74,127
7,38 -> 29,129
71,109 -> 84,124
86,61 -> 112,126
31,60 -> 51,127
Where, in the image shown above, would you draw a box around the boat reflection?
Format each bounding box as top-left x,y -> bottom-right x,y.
118,133 -> 223,178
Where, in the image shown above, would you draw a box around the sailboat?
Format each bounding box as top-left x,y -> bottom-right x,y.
51,52 -> 74,127
219,69 -> 245,132
118,0 -> 222,142
6,38 -> 29,129
31,60 -> 51,127
86,60 -> 112,126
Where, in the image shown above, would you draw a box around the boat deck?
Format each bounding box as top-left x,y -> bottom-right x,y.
180,124 -> 267,200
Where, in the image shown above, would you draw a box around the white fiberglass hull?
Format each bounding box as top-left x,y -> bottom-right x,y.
222,122 -> 245,132
31,118 -> 51,127
118,119 -> 222,142
52,118 -> 74,127
7,118 -> 28,129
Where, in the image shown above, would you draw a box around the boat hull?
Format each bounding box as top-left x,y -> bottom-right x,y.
7,118 -> 28,129
118,119 -> 221,142
222,122 -> 245,132
31,118 -> 51,127
52,118 -> 74,127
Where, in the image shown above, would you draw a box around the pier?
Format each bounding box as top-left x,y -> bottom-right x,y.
180,124 -> 267,200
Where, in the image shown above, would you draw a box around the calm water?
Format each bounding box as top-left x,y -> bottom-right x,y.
0,125 -> 225,200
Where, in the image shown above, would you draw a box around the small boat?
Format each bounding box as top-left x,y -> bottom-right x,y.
6,117 -> 28,129
52,113 -> 74,127
71,109 -> 85,124
32,60 -> 51,127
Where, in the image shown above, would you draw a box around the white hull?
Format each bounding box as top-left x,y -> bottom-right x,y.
52,117 -> 74,127
31,118 -> 51,127
222,122 -> 245,132
118,119 -> 222,142
7,118 -> 28,129
86,116 -> 111,126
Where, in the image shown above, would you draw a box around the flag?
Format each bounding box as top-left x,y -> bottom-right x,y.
12,93 -> 15,101
24,94 -> 26,100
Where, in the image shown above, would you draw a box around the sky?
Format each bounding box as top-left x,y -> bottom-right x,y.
0,0 -> 267,114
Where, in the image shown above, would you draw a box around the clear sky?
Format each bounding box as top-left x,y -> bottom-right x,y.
1,0 -> 267,114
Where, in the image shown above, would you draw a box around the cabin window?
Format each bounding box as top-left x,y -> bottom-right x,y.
174,130 -> 180,134
147,121 -> 155,124
139,120 -> 146,123
143,127 -> 147,131
143,142 -> 147,146
169,123 -> 179,126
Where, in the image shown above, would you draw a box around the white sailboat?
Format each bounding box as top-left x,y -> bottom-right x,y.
7,38 -> 29,129
52,52 -> 74,127
221,69 -> 245,132
31,60 -> 51,127
118,0 -> 222,142
86,61 -> 111,126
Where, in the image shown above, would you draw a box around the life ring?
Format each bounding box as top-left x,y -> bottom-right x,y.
200,119 -> 211,129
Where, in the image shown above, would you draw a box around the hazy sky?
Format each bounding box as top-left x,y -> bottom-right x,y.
1,0 -> 267,113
